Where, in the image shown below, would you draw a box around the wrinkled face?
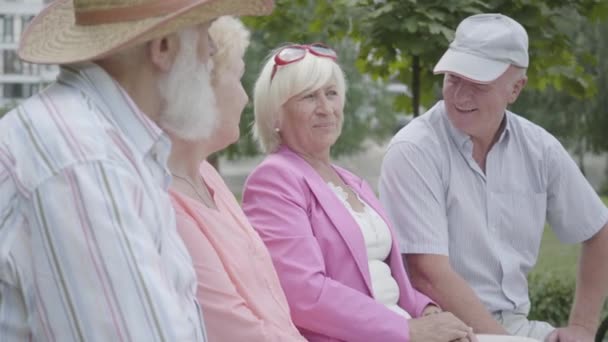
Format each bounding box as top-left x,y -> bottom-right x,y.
279,82 -> 344,156
442,67 -> 524,139
158,23 -> 220,141
210,56 -> 248,149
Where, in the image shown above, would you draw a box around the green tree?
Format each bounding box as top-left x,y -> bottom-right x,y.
0,105 -> 12,118
511,16 -> 608,178
349,0 -> 608,116
584,21 -> 608,154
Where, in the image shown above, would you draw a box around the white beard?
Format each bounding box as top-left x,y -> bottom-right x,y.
157,30 -> 219,141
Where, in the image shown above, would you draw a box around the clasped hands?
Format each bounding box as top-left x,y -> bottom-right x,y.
410,304 -> 478,342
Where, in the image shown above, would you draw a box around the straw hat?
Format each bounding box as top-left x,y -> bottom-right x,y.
18,0 -> 274,65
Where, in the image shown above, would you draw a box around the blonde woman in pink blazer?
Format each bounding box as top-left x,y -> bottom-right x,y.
242,43 -> 479,342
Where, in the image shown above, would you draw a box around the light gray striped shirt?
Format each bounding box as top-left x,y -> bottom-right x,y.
0,64 -> 207,341
379,100 -> 608,313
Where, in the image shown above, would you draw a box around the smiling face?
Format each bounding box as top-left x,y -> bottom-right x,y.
278,82 -> 344,157
442,66 -> 526,141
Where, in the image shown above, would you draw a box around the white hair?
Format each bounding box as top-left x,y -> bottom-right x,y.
209,16 -> 250,75
252,46 -> 347,153
157,26 -> 219,141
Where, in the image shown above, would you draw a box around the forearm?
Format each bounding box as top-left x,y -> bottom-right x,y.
569,224 -> 608,331
408,257 -> 507,334
426,273 -> 506,334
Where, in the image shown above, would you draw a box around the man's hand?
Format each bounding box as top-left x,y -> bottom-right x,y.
545,324 -> 595,342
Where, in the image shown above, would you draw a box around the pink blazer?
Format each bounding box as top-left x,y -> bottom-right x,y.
242,146 -> 434,342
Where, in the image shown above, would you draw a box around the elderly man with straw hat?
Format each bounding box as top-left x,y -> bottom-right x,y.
0,0 -> 273,340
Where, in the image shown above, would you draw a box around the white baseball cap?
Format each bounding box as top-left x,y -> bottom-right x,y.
433,13 -> 529,84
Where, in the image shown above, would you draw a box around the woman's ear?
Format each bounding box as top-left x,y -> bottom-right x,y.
147,33 -> 180,73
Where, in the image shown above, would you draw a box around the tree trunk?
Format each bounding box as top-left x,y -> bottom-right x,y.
577,139 -> 586,176
412,55 -> 420,117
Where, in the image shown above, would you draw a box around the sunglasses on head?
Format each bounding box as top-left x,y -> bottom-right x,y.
270,43 -> 338,81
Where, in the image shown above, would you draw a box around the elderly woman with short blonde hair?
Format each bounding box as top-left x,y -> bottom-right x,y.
241,42 -> 541,342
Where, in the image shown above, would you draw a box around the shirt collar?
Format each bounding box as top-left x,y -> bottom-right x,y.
57,63 -> 170,159
441,101 -> 512,151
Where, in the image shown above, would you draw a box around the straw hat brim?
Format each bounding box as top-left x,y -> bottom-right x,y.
18,0 -> 273,65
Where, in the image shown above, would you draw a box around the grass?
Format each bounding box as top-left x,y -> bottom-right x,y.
530,228 -> 580,279
531,196 -> 608,279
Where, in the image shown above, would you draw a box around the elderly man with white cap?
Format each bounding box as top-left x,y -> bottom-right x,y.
0,0 -> 272,341
380,13 -> 608,342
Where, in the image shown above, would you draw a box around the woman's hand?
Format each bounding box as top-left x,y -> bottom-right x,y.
422,304 -> 442,316
409,312 -> 478,342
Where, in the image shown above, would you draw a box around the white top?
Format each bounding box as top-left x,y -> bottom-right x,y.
328,182 -> 411,319
379,100 -> 608,314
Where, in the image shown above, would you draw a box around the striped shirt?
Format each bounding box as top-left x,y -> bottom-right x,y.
0,63 -> 207,341
379,100 -> 608,314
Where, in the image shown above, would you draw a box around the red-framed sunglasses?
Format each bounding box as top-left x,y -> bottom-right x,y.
270,43 -> 338,81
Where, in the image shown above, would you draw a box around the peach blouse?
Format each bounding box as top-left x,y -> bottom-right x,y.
170,161 -> 304,342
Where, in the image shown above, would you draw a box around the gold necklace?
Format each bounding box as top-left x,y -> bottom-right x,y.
171,173 -> 210,204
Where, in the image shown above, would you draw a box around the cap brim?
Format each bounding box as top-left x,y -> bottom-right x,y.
433,48 -> 509,84
18,0 -> 274,64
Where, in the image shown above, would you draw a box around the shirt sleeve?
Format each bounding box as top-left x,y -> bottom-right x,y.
243,164 -> 410,342
28,161 -> 201,342
174,208 -> 294,342
379,141 -> 450,255
545,139 -> 608,243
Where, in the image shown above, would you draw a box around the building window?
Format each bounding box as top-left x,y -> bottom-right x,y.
1,14 -> 14,43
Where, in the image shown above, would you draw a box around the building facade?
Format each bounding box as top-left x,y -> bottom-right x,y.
0,0 -> 57,108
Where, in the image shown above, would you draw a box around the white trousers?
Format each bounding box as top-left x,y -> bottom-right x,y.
477,334 -> 542,342
491,306 -> 555,341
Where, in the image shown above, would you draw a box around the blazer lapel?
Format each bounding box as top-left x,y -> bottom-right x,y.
336,167 -> 403,274
303,177 -> 374,295
278,147 -> 374,295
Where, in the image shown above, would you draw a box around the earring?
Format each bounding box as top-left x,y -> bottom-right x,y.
274,127 -> 280,133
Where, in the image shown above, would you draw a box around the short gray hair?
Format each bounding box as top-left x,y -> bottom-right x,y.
209,16 -> 250,73
252,46 -> 347,153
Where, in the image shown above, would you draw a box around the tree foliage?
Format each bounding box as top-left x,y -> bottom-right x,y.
349,0 -> 608,115
511,14 -> 608,157
349,0 -> 489,115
